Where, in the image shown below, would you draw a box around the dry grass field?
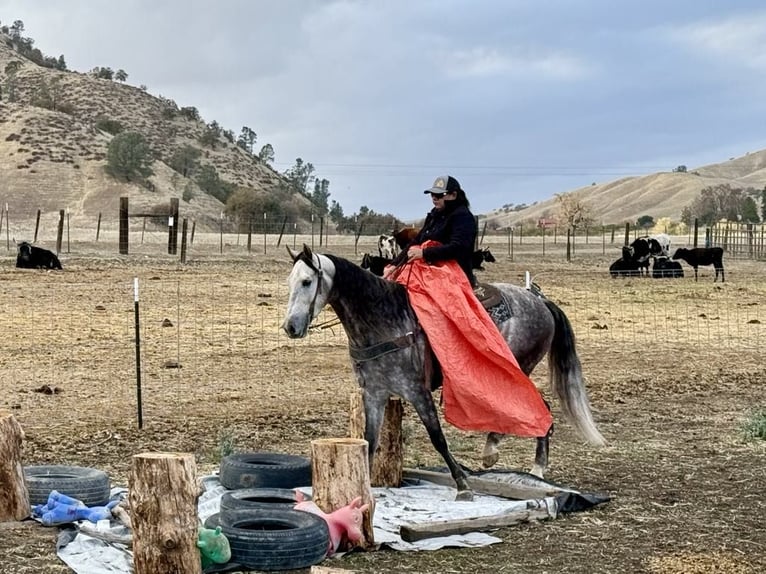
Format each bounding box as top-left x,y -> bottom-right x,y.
0,229 -> 764,574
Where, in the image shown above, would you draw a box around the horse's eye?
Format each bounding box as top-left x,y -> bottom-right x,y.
301,279 -> 312,288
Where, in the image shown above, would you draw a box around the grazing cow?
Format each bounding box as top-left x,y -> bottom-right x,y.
392,227 -> 419,251
16,242 -> 62,270
471,247 -> 496,270
360,253 -> 392,276
377,235 -> 398,259
652,256 -> 684,279
672,247 -> 725,282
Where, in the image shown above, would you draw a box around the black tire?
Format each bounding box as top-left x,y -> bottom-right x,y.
204,509 -> 329,571
24,465 -> 111,507
219,487 -> 304,514
219,453 -> 311,490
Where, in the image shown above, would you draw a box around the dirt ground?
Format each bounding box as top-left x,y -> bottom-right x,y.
0,233 -> 764,574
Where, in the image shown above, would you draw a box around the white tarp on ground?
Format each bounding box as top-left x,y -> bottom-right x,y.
54,476 -> 561,573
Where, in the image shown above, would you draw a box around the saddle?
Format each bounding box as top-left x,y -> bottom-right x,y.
473,283 -> 503,309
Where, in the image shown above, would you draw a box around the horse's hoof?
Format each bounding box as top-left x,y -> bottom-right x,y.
529,465 -> 545,478
481,453 -> 499,468
455,490 -> 474,502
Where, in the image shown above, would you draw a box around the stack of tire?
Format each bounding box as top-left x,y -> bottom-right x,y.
24,465 -> 111,507
208,452 -> 329,572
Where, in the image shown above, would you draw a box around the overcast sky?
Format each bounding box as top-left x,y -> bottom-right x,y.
4,1 -> 766,221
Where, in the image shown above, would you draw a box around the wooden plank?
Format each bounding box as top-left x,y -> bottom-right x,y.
403,468 -> 565,500
400,499 -> 557,542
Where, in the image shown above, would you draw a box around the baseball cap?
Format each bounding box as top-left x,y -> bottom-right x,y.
424,175 -> 462,194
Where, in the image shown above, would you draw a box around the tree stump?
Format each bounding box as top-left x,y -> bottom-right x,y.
349,392 -> 403,487
0,410 -> 29,521
129,453 -> 201,574
310,438 -> 375,549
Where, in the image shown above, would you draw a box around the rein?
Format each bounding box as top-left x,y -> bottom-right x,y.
348,330 -> 418,363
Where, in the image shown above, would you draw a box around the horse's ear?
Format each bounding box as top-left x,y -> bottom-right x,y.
286,245 -> 300,262
301,243 -> 313,260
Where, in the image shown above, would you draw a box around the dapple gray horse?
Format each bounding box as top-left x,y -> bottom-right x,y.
281,245 -> 605,500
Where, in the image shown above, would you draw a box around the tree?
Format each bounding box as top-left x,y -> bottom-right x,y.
91,66 -> 114,80
680,184 -> 750,226
106,131 -> 154,182
115,69 -> 128,82
258,143 -> 275,164
10,20 -> 24,40
4,60 -> 22,102
762,186 -> 766,222
673,165 -> 687,173
168,145 -> 201,178
237,127 -> 256,154
554,191 -> 591,229
636,215 -> 654,229
196,164 -> 234,202
311,178 -> 331,216
741,196 -> 760,223
199,121 -> 221,149
282,158 -> 315,196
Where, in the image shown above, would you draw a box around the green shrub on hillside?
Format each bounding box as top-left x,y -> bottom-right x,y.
106,131 -> 153,182
95,118 -> 123,135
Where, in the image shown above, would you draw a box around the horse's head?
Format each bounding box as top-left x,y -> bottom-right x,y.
482,248 -> 496,263
282,244 -> 335,338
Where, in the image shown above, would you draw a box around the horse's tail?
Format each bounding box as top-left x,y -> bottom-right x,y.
543,299 -> 606,446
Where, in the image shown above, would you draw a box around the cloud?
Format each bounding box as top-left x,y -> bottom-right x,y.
665,11 -> 766,71
439,46 -> 591,80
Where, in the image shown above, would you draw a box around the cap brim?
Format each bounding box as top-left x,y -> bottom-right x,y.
424,187 -> 447,194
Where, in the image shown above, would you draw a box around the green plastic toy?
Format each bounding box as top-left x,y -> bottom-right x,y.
197,525 -> 231,569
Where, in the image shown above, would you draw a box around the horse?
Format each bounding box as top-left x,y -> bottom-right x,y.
281,244 -> 605,501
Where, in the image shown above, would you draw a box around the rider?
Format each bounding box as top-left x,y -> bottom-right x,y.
404,175 -> 478,287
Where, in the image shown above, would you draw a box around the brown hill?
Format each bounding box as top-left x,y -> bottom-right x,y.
483,150 -> 766,229
0,33 -> 288,231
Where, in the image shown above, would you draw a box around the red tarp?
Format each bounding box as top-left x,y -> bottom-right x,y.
391,242 -> 552,437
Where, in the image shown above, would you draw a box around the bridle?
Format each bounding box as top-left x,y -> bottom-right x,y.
297,251 -> 325,324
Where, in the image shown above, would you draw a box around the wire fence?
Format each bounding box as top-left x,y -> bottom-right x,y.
1,251 -> 763,436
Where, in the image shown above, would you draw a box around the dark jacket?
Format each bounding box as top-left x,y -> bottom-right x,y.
414,201 -> 478,287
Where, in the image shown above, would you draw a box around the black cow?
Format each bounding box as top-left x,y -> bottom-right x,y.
672,247 -> 724,282
652,256 -> 684,279
471,248 -> 496,270
16,242 -> 62,270
360,253 -> 392,276
609,255 -> 641,278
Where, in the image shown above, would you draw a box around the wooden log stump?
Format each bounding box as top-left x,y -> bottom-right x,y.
311,438 -> 375,549
349,392 -> 403,487
311,567 -> 356,573
129,453 -> 201,574
0,410 -> 29,521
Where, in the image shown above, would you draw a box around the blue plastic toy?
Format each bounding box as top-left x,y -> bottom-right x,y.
31,490 -> 119,526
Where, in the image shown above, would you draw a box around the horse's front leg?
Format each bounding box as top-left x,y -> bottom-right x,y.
407,387 -> 473,501
362,388 -> 389,471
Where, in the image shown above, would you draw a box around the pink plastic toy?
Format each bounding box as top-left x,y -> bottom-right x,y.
294,491 -> 370,555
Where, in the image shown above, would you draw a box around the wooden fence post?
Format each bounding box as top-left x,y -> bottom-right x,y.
0,411 -> 29,521
119,198 -> 129,254
56,210 -> 64,255
129,453 -> 201,574
180,218 -> 188,264
34,209 -> 41,243
96,212 -> 102,242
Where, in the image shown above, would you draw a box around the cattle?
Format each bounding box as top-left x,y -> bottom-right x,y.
609,253 -> 641,278
360,253 -> 392,276
472,247 -> 496,270
16,242 -> 62,270
672,247 -> 725,282
652,256 -> 684,279
628,233 -> 671,276
377,235 -> 398,259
